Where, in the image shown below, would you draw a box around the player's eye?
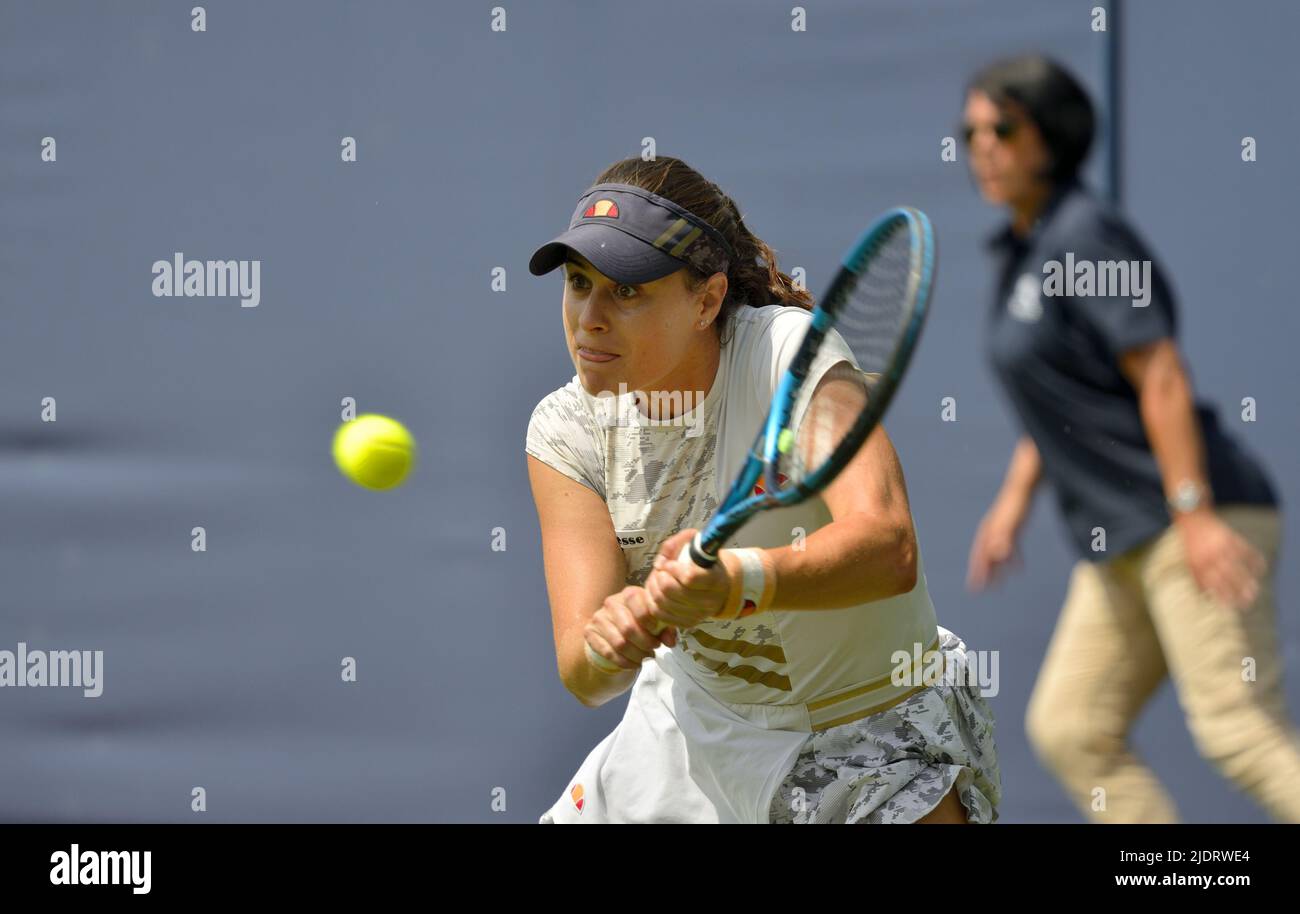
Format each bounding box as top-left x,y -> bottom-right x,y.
566,272 -> 636,300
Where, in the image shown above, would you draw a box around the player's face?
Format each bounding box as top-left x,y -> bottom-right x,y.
561,254 -> 703,397
963,91 -> 1052,208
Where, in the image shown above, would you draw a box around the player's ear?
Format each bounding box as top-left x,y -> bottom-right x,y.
692,272 -> 726,330
707,272 -> 728,315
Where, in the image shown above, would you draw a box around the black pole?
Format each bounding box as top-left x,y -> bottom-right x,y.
1104,0 -> 1123,205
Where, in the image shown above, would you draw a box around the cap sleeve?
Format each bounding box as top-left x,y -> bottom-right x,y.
525,385 -> 605,499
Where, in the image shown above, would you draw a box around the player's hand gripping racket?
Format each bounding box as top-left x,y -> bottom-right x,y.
586,206 -> 935,672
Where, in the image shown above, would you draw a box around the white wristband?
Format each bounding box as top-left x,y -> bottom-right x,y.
733,548 -> 767,615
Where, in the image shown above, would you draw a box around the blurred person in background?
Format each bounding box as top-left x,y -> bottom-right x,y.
962,54 -> 1300,822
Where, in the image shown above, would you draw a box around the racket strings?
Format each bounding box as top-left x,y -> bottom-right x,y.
834,227 -> 916,373
782,223 -> 918,488
787,365 -> 870,483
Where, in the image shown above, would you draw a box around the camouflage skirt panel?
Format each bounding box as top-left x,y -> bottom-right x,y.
768,629 -> 1002,824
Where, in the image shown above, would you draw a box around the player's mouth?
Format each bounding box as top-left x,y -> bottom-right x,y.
576,345 -> 619,363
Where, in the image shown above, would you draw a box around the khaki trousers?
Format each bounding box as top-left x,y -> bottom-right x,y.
1025,505 -> 1300,822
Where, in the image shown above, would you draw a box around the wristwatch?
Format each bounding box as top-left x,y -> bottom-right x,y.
1167,479 -> 1210,515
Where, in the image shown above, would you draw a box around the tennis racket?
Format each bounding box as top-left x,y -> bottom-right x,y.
587,206 -> 935,671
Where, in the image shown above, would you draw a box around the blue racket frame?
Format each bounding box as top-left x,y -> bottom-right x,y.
685,206 -> 935,567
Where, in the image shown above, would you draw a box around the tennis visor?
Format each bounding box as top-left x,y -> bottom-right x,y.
529,182 -> 736,284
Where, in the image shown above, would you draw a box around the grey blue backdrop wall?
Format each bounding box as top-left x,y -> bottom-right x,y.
2,0 -> 1295,822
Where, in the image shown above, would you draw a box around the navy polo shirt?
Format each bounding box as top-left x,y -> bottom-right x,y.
986,180 -> 1276,560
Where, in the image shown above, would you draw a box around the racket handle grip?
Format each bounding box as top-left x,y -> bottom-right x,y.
593,539 -> 710,655
679,533 -> 719,569
640,536 -> 717,638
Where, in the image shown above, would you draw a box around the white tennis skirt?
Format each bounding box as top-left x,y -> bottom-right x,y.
540,626 -> 1001,824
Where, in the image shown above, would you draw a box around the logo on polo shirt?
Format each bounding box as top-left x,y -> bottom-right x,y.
1007,273 -> 1043,322
571,783 -> 585,813
583,199 -> 620,219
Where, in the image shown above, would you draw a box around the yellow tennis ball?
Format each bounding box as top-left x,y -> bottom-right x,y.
332,414 -> 416,490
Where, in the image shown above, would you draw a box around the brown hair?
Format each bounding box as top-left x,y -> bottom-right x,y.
591,157 -> 812,342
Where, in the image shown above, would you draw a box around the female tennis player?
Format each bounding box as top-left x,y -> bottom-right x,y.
525,156 -> 1000,823
963,55 -> 1300,822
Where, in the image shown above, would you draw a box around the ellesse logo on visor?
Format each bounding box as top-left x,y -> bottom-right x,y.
583,199 -> 620,218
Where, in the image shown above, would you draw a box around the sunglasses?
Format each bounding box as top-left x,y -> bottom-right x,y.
961,118 -> 1020,145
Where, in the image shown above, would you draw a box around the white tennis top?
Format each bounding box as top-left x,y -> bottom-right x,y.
527,304 -> 940,822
